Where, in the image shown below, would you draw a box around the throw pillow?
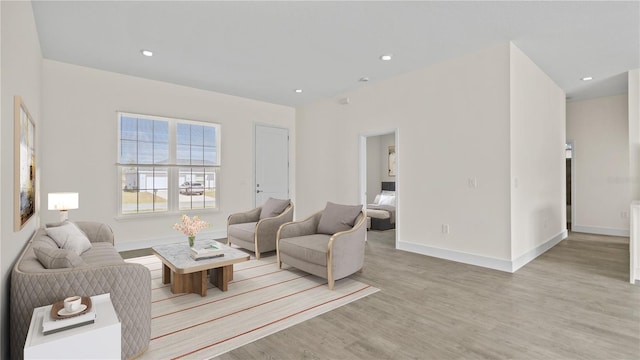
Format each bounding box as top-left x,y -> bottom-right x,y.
317,202 -> 362,235
33,246 -> 86,269
378,194 -> 396,206
260,197 -> 290,219
45,222 -> 92,255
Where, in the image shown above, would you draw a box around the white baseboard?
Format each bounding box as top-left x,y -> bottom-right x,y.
572,225 -> 630,237
115,229 -> 228,252
397,230 -> 568,273
511,230 -> 568,272
633,267 -> 640,285
396,241 -> 513,272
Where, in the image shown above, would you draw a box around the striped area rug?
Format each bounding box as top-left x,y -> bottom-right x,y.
126,255 -> 379,359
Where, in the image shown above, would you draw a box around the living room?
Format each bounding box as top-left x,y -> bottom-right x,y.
2,1 -> 639,359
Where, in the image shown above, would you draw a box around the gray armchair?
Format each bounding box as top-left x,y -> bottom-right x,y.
227,198 -> 293,259
276,203 -> 366,289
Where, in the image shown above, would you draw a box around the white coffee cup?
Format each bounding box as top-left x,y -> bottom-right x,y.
63,296 -> 82,312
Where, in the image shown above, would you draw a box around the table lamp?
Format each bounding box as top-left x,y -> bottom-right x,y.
48,192 -> 79,221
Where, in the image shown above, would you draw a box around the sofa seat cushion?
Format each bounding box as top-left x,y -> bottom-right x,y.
228,222 -> 257,242
80,242 -> 125,266
279,234 -> 331,266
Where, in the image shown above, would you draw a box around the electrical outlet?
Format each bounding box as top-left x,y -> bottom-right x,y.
468,177 -> 478,188
442,224 -> 450,234
622,211 -> 629,219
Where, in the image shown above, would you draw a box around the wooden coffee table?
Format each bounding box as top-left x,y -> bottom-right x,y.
151,240 -> 249,296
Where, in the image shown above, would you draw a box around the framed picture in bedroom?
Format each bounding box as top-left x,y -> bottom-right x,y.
388,145 -> 396,177
14,96 -> 36,231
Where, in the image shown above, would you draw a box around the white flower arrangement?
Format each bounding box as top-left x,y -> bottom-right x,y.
173,214 -> 209,237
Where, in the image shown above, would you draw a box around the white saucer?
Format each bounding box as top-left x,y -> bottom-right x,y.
57,304 -> 87,316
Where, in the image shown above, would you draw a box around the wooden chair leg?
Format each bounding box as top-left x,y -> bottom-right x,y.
328,277 -> 335,290
255,250 -> 261,260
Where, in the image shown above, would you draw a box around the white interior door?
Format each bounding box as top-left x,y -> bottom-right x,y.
255,125 -> 289,206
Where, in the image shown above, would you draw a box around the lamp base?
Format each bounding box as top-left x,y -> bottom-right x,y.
59,210 -> 69,222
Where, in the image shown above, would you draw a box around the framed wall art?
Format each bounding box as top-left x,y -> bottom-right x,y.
388,145 -> 396,177
14,96 -> 36,231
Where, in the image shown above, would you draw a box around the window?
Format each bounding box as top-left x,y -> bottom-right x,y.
117,113 -> 220,215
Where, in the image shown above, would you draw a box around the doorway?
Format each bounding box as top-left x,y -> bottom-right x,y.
255,124 -> 289,207
566,142 -> 574,231
359,129 -> 399,249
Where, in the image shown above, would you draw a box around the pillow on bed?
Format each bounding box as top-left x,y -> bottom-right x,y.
381,190 -> 395,196
378,194 -> 396,206
373,194 -> 382,204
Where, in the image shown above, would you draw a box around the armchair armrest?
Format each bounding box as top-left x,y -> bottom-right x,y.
256,204 -> 294,240
278,211 -> 322,239
228,207 -> 261,225
328,210 -> 367,282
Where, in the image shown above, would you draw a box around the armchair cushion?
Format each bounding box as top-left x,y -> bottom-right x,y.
33,247 -> 86,269
317,202 -> 362,235
45,221 -> 92,255
260,197 -> 291,219
279,234 -> 331,266
228,222 -> 258,242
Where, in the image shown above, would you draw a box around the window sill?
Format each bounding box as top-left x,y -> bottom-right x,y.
114,208 -> 220,221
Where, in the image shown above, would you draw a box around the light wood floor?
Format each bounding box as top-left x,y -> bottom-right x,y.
216,231 -> 640,359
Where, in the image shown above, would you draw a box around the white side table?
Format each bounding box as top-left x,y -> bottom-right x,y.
24,293 -> 121,359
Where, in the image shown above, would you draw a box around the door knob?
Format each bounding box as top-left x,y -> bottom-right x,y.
256,190 -> 263,193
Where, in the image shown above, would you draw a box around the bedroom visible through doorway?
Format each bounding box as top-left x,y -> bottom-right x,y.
359,130 -> 398,248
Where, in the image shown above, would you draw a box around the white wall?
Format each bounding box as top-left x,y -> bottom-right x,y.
366,136 -> 381,203
296,44 -> 513,265
1,2 -> 42,358
630,69 -> 639,202
630,70 -> 640,284
567,95 -> 630,236
509,44 -> 566,266
41,60 -> 295,249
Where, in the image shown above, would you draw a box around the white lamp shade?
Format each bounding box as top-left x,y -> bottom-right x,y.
48,192 -> 79,211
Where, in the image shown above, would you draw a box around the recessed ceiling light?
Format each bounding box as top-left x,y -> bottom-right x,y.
359,77 -> 370,82
581,76 -> 593,81
141,49 -> 153,57
294,89 -> 303,93
380,54 -> 393,61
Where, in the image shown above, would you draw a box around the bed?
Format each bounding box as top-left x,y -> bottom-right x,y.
367,182 -> 396,231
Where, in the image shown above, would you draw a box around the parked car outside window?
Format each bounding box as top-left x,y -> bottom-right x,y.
180,182 -> 204,195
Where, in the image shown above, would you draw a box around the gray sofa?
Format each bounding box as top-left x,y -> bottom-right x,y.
10,222 -> 151,360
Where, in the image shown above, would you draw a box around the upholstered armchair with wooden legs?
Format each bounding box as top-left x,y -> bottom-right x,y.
276,202 -> 366,290
227,198 -> 293,259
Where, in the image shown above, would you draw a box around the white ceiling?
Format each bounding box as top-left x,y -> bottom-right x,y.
31,1 -> 640,107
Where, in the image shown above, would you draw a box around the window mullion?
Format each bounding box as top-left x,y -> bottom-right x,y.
168,119 -> 178,212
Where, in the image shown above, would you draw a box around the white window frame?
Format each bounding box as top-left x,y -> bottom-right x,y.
116,112 -> 221,217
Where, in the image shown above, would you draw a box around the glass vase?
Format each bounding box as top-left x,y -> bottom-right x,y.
188,235 -> 195,248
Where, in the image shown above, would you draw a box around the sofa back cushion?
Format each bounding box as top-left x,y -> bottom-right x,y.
317,202 -> 362,235
33,247 -> 86,269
